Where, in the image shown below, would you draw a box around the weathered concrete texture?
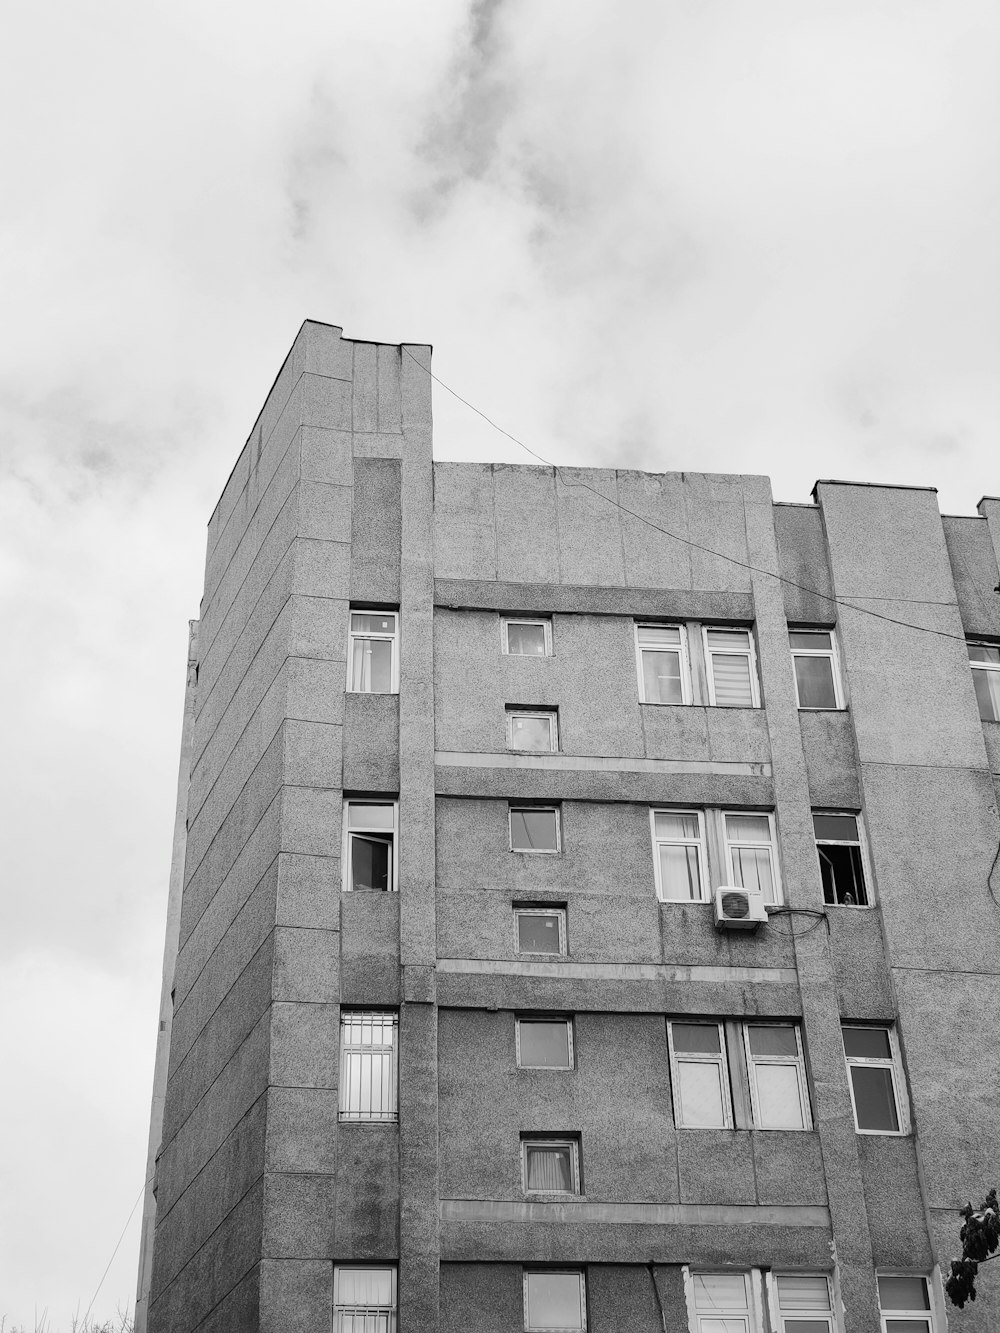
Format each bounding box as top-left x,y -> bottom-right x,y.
943,514 -> 1000,639
341,893 -> 401,1004
856,1136 -> 933,1268
797,709 -> 862,807
343,692 -> 400,791
827,908 -> 895,1019
350,456 -> 402,602
435,577 -> 756,622
258,1258 -> 331,1333
335,1125 -> 401,1255
773,502 -> 837,625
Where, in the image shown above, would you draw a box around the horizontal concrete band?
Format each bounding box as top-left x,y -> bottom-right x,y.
436,752 -> 771,777
440,1200 -> 831,1228
434,578 -> 756,621
436,959 -> 799,984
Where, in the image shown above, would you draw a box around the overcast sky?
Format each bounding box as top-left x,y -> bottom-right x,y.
0,0 -> 996,1323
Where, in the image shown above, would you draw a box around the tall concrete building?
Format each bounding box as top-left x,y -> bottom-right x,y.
136,321 -> 1000,1333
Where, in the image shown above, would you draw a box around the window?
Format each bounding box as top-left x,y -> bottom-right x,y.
524,1271 -> 586,1332
688,1271 -> 758,1333
724,812 -> 781,905
652,810 -> 707,902
515,906 -> 567,956
789,629 -> 843,709
704,628 -> 760,707
347,611 -> 398,693
667,1021 -> 732,1128
343,801 -> 397,892
507,708 -> 559,752
504,617 -> 553,656
770,1274 -> 835,1333
510,805 -> 561,853
969,643 -> 1000,722
877,1275 -> 934,1333
744,1024 -> 811,1130
339,1012 -> 397,1121
814,812 -> 868,906
843,1025 -> 906,1134
636,623 -> 690,704
334,1267 -> 396,1332
517,1017 -> 574,1069
522,1137 -> 580,1194
669,1021 -> 812,1131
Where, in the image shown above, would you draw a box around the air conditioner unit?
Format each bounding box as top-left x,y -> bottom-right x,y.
714,885 -> 768,930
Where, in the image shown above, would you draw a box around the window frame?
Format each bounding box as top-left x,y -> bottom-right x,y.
813,810 -> 871,908
635,622 -> 692,706
346,609 -> 399,694
743,1022 -> 813,1131
342,799 -> 398,893
767,1272 -> 836,1333
877,1273 -> 935,1333
723,810 -> 782,906
650,808 -> 709,903
338,1011 -> 399,1123
503,616 -> 553,657
969,641 -> 1000,722
516,1016 -> 575,1070
514,905 -> 568,957
685,1268 -> 764,1333
789,627 -> 845,710
523,1270 -> 587,1333
667,1020 -> 734,1130
509,804 -> 562,855
521,1136 -> 581,1196
843,1023 -> 908,1136
507,708 -> 560,752
334,1265 -> 397,1332
703,626 -> 761,708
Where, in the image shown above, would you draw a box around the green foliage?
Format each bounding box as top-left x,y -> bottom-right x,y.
945,1188 -> 1000,1309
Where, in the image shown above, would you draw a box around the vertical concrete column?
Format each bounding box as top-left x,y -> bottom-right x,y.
978,495 -> 1000,579
395,344 -> 440,1331
743,482 -> 882,1330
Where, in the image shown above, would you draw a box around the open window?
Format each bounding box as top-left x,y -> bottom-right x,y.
343,800 -> 397,892
814,812 -> 869,906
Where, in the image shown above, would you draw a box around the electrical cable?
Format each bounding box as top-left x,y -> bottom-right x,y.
80,1176 -> 152,1330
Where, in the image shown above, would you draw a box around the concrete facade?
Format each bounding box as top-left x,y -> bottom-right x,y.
138,321 -> 1000,1333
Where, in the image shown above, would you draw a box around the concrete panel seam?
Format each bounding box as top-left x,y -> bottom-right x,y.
153,1089 -> 267,1230
434,751 -> 771,777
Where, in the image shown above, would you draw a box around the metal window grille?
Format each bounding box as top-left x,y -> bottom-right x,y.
339,1013 -> 398,1121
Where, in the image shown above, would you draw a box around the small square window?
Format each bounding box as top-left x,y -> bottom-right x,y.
339,1012 -> 398,1122
878,1274 -> 934,1333
343,801 -> 397,892
510,806 -> 561,853
704,627 -> 760,707
814,812 -> 869,906
504,617 -> 553,656
515,906 -> 567,956
843,1024 -> 906,1134
524,1271 -> 586,1332
636,623 -> 690,704
652,809 -> 707,902
667,1021 -> 732,1129
347,610 -> 398,694
334,1266 -> 397,1332
507,708 -> 559,752
969,642 -> 1000,721
517,1017 -> 574,1069
789,628 -> 843,709
744,1023 -> 811,1130
522,1137 -> 580,1194
724,812 -> 781,905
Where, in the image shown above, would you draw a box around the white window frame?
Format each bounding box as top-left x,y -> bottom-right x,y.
877,1273 -> 935,1333
503,616 -> 553,656
507,708 -> 560,752
843,1024 -> 908,1136
521,1136 -> 581,1195
743,1023 -> 812,1131
703,626 -> 761,707
523,1270 -> 587,1333
723,811 -> 782,906
635,622 -> 692,705
514,905 -> 568,957
813,810 -> 871,908
651,809 -> 709,902
969,641 -> 1000,722
342,800 -> 398,893
338,1012 -> 398,1122
667,1020 -> 733,1129
334,1266 -> 397,1332
516,1016 -> 574,1070
684,1268 -> 765,1333
510,805 -> 562,854
767,1272 -> 835,1333
789,627 -> 845,709
346,609 -> 399,694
